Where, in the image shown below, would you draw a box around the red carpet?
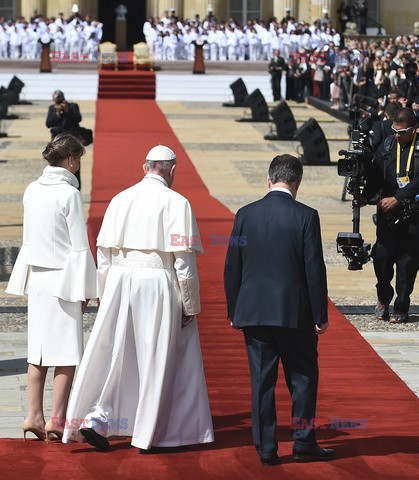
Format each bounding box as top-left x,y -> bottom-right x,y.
2,99 -> 418,480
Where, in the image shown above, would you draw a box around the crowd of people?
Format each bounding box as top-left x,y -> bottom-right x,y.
0,11 -> 103,60
143,8 -> 342,62
270,34 -> 419,107
141,8 -> 419,109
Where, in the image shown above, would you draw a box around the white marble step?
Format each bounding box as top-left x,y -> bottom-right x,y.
0,72 -> 273,103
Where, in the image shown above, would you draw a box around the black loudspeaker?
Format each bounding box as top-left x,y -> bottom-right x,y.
293,118 -> 330,165
0,100 -> 8,119
230,78 -> 248,106
8,76 -> 25,94
236,88 -> 269,122
0,100 -> 9,137
6,76 -> 31,105
264,101 -> 296,140
223,78 -> 248,107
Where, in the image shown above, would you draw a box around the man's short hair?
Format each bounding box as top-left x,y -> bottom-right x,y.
145,159 -> 175,174
393,108 -> 417,127
268,154 -> 303,185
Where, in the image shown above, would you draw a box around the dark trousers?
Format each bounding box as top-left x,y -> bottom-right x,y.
372,214 -> 419,313
270,73 -> 281,101
243,326 -> 318,459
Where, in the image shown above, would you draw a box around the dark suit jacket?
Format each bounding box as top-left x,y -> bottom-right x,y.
371,118 -> 393,152
46,102 -> 82,133
224,191 -> 328,330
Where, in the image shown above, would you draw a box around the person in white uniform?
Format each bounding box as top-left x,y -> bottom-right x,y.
62,145 -> 214,453
6,134 -> 97,443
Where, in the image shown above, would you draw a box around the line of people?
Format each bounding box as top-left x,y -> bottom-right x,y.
143,12 -> 341,62
0,11 -> 103,60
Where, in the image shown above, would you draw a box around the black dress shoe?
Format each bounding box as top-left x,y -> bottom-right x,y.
79,428 -> 110,451
260,455 -> 280,466
292,445 -> 335,462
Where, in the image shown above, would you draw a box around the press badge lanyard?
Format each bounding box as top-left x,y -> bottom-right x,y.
396,133 -> 416,188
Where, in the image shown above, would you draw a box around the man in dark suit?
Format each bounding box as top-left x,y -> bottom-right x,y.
224,154 -> 335,466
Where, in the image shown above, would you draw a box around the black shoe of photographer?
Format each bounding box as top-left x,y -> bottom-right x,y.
79,428 -> 110,451
372,213 -> 377,225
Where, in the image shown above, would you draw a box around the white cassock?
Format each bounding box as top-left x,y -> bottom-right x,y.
63,174 -> 214,449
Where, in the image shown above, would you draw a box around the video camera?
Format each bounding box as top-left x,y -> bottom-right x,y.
337,130 -> 373,179
336,101 -> 374,270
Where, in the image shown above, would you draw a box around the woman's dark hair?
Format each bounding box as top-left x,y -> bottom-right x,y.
42,133 -> 85,166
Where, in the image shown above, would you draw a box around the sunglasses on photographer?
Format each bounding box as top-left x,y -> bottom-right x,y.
391,126 -> 415,134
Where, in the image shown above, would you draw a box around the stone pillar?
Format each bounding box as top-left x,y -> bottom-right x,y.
20,0 -> 47,19
273,0 -> 298,22
157,0 -> 183,17
46,1 -> 98,18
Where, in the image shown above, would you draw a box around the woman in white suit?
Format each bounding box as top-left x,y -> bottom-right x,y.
6,134 -> 97,442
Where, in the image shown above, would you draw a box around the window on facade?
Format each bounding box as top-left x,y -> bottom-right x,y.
228,0 -> 262,27
0,0 -> 14,20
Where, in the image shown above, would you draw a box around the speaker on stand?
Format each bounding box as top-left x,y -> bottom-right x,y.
293,118 -> 330,165
223,77 -> 248,107
236,88 -> 270,122
7,76 -> 31,105
0,87 -> 19,119
264,101 -> 297,140
0,100 -> 9,137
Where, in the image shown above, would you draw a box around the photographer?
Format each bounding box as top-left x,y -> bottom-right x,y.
46,90 -> 82,140
46,90 -> 93,189
362,108 -> 419,324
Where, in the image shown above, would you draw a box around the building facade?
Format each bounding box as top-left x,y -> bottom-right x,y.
2,1 -> 418,40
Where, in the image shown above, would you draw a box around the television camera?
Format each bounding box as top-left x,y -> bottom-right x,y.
336,100 -> 374,270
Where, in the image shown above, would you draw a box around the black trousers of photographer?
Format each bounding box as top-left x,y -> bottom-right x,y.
372,212 -> 419,313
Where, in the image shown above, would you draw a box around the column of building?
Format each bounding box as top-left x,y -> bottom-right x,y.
20,0 -> 47,19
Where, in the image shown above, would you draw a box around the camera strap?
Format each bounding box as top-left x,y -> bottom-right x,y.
382,135 -> 395,184
396,133 -> 416,180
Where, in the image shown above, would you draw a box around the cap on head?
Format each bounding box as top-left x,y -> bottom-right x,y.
146,145 -> 176,161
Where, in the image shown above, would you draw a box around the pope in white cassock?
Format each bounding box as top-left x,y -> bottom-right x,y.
62,145 -> 214,451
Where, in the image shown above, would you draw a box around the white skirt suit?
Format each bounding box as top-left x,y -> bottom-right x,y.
6,166 -> 97,366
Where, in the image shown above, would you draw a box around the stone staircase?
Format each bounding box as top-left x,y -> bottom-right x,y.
97,70 -> 156,100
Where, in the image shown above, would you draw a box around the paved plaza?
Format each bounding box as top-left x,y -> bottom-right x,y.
0,60 -> 417,438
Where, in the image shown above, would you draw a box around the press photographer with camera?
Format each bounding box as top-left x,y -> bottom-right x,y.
361,108 -> 419,324
46,90 -> 83,140
46,90 -> 93,189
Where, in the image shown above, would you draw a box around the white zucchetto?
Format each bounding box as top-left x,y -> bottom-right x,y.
146,145 -> 176,161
